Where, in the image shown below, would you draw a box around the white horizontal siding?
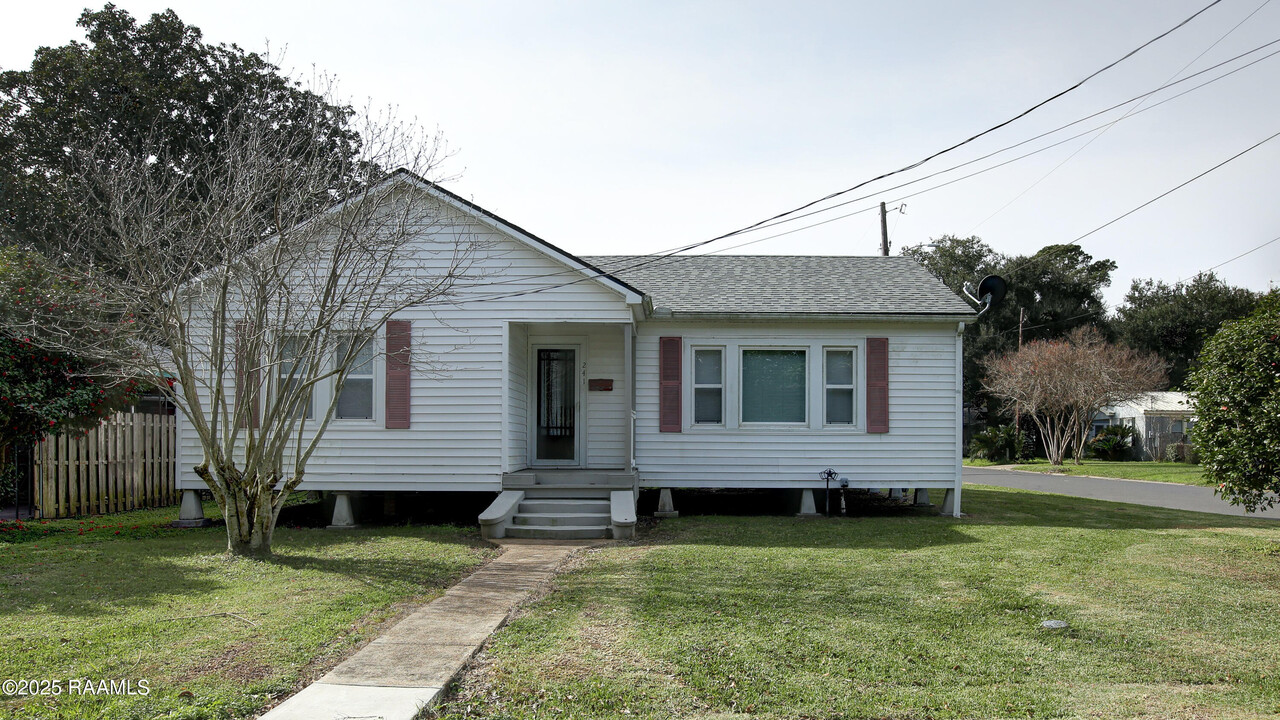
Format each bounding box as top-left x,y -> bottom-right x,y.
633,321 -> 961,488
178,198 -> 635,493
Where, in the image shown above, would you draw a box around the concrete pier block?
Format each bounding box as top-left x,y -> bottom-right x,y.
328,492 -> 358,529
888,487 -> 904,499
171,490 -> 213,528
913,488 -> 931,506
940,488 -> 964,517
796,489 -> 821,518
654,488 -> 679,518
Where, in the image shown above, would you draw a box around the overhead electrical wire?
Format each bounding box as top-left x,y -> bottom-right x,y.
966,0 -> 1274,233
996,126 -> 1280,282
672,0 -> 1226,248
435,33 -> 1280,305
432,0 -> 1245,306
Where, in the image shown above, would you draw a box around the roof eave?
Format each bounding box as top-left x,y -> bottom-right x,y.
645,311 -> 978,323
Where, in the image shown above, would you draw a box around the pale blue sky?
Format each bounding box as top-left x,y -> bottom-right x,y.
4,1 -> 1278,308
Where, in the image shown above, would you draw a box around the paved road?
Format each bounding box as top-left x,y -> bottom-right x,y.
964,466 -> 1280,520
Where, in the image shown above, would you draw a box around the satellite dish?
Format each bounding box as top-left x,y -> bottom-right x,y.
977,275 -> 1007,308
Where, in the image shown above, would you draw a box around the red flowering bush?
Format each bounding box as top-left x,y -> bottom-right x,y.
1,247 -> 137,448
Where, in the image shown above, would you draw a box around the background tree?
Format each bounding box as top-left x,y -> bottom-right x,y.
1114,272 -> 1259,388
982,327 -> 1165,465
0,4 -> 365,257
1188,291 -> 1280,512
903,237 -> 1117,411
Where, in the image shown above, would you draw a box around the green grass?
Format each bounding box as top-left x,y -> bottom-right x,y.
963,457 -> 1006,467
0,502 -> 496,720
437,487 -> 1280,720
1009,459 -> 1212,486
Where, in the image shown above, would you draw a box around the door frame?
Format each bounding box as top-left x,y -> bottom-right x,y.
528,337 -> 587,468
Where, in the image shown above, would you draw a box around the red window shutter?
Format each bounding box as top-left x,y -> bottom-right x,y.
385,320 -> 412,429
659,336 -> 682,433
866,338 -> 889,433
234,321 -> 259,429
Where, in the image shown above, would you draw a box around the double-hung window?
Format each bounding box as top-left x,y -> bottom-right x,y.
824,348 -> 856,425
335,334 -> 375,420
692,348 -> 724,424
278,335 -> 313,420
741,349 -> 806,424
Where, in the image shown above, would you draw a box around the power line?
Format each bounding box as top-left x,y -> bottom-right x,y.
967,0 -> 1274,234
683,0 -> 1226,248
730,36 -> 1280,241
998,127 -> 1280,282
437,5 -> 1270,306
1196,234 -> 1280,276
439,35 -> 1280,304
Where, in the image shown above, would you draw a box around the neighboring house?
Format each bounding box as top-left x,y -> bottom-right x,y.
1096,391 -> 1195,460
174,171 -> 976,537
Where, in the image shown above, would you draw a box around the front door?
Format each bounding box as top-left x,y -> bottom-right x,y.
533,346 -> 580,465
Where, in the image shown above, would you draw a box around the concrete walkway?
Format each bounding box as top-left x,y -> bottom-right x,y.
964,466 -> 1280,520
261,539 -> 602,720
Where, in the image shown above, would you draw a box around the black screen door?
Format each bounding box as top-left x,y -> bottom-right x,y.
536,348 -> 576,462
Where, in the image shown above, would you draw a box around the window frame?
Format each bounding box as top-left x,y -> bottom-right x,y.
738,345 -> 808,426
822,347 -> 857,427
690,346 -> 725,426
332,332 -> 378,422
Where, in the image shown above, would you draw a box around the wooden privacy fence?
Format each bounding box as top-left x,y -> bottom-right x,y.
33,412 -> 176,519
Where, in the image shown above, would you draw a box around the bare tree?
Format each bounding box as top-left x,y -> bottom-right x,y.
983,327 -> 1165,466
14,86 -> 481,556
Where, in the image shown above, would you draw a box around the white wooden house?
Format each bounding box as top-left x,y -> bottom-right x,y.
174,172 -> 976,537
1097,391 -> 1195,461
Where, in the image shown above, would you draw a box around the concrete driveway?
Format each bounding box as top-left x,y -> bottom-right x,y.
964,466 -> 1280,520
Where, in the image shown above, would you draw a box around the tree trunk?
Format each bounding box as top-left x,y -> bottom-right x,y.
197,460 -> 277,557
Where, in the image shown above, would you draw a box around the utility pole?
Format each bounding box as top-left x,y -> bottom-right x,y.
1014,307 -> 1025,430
880,201 -> 890,256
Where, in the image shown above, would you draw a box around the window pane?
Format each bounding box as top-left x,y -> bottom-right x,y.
694,387 -> 722,424
741,350 -> 805,423
826,350 -> 854,386
694,349 -> 722,386
336,378 -> 374,419
826,388 -> 854,424
337,335 -> 374,376
278,336 -> 312,419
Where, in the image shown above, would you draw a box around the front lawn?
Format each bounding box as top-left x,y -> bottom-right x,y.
437,487 -> 1280,719
0,502 -> 496,720
1009,459 -> 1211,486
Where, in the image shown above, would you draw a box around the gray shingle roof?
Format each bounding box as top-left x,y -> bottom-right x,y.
582,255 -> 975,316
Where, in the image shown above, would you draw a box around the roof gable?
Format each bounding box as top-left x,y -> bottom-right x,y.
390,170 -> 643,305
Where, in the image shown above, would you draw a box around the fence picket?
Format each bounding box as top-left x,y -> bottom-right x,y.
23,412 -> 177,519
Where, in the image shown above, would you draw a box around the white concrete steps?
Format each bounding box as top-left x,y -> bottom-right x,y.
481,471 -> 638,540
512,512 -> 611,527
519,498 -> 610,514
505,524 -> 610,540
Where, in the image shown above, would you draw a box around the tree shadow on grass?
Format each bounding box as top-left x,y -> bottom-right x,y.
261,525 -> 491,591
0,525 -> 487,619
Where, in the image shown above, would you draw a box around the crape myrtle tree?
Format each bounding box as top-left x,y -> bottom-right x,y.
982,327 -> 1165,465
1188,291 -> 1280,512
2,6 -> 481,555
31,89 -> 479,557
